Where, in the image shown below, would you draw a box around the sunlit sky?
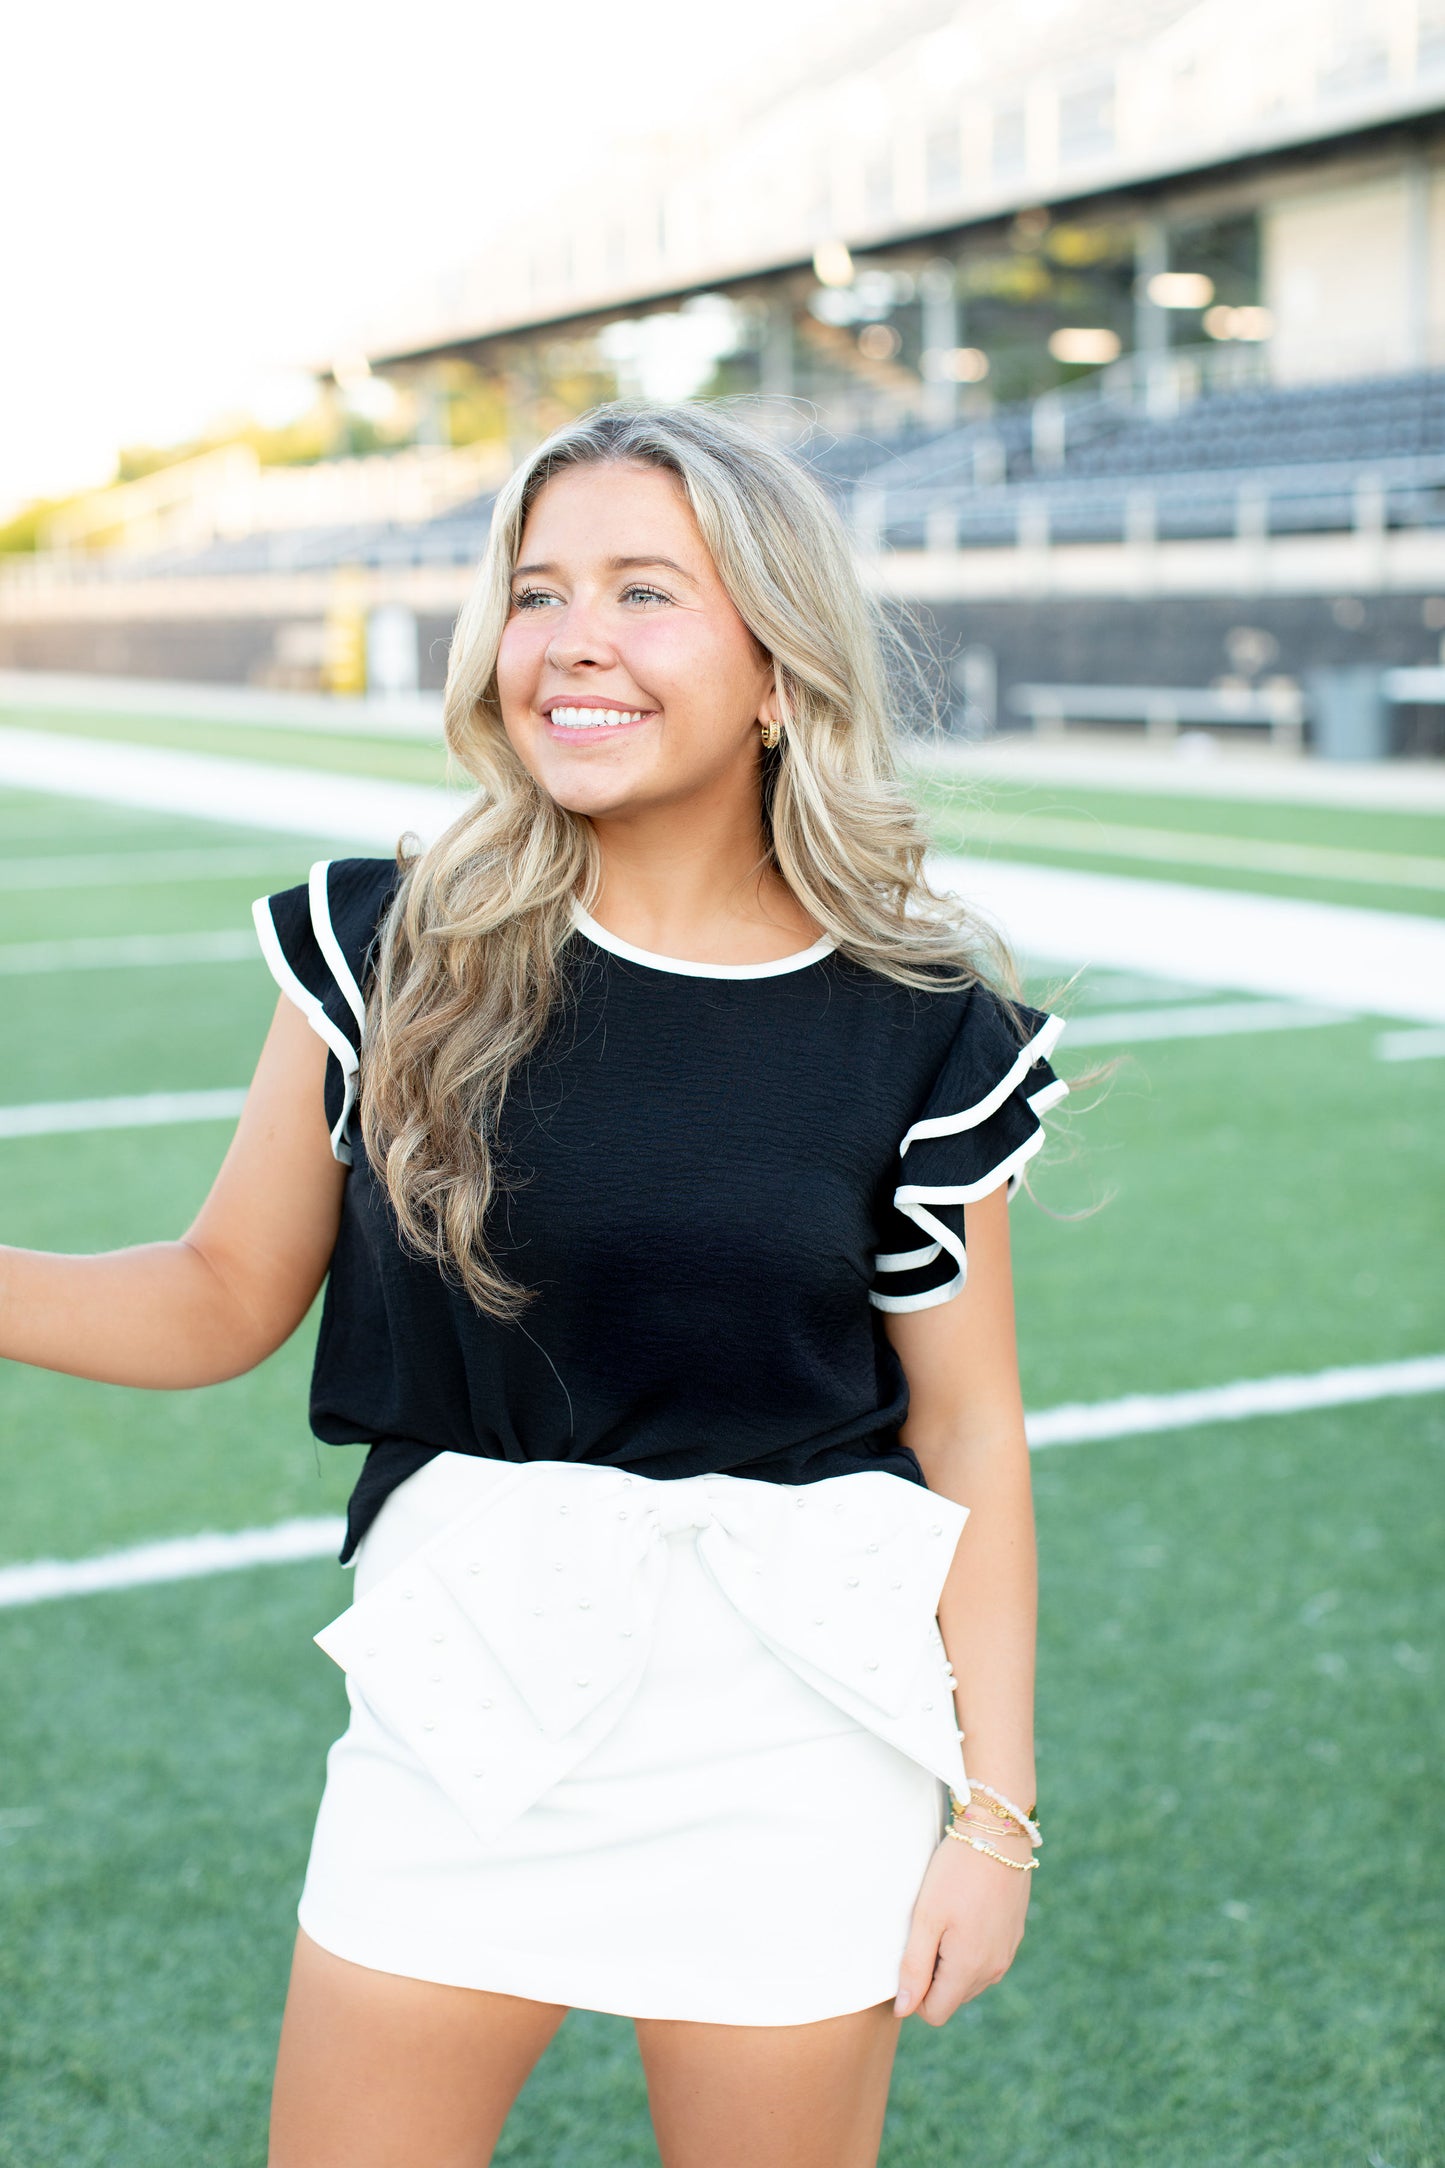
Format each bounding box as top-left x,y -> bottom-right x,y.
0,0 -> 843,517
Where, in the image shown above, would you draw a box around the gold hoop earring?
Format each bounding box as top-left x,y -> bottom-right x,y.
759,719 -> 783,750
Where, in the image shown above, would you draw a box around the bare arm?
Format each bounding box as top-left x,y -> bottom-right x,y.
885,1182 -> 1038,1816
887,1183 -> 1040,2024
0,993 -> 348,1388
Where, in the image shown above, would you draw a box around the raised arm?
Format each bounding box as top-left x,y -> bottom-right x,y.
0,992 -> 348,1389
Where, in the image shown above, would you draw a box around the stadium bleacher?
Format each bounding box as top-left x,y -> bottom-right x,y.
851,366 -> 1445,550
56,364 -> 1445,583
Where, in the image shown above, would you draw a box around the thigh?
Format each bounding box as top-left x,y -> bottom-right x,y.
268,1928 -> 569,2168
634,2000 -> 903,2168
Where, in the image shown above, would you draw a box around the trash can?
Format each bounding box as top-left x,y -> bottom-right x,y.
1305,667 -> 1391,761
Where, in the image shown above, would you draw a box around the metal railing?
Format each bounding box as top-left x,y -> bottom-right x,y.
1000,668 -> 1445,761
1007,682 -> 1306,748
1384,667 -> 1445,703
853,454 -> 1445,552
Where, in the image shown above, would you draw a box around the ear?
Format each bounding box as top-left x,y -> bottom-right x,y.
757,661 -> 781,726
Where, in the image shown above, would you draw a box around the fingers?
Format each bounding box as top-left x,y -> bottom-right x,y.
893,1917 -> 942,2018
896,1925 -> 1012,2028
916,1931 -> 1002,2026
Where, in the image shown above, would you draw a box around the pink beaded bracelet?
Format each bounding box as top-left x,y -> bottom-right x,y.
949,1781 -> 1043,1848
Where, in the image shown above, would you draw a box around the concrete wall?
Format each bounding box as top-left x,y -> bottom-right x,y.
0,615 -> 461,692
4,592 -> 1441,755
915,589 -> 1445,755
1262,156 -> 1445,381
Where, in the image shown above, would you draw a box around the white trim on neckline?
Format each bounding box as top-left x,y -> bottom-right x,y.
570,900 -> 835,980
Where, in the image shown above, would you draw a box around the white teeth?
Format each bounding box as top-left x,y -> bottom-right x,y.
548,706 -> 643,729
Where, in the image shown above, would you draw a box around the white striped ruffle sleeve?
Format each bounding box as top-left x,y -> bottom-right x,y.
251,857 -> 398,1166
869,983 -> 1069,1315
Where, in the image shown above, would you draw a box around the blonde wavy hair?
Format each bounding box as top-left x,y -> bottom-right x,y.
361,400 -> 1079,1317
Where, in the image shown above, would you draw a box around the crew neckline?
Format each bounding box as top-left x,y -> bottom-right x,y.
571,899 -> 836,979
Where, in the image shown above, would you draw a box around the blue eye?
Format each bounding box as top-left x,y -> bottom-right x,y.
511,587 -> 557,609
622,584 -> 670,606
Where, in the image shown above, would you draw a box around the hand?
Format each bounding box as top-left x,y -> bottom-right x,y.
893,1829 -> 1033,2025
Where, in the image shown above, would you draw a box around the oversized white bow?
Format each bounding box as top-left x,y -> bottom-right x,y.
315,1458 -> 969,1843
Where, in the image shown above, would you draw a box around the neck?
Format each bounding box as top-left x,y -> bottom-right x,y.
585,797 -> 818,966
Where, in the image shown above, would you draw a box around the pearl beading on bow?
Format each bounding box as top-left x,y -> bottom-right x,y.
314,1458 -> 971,1843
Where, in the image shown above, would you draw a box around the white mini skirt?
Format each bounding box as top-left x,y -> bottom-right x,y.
298,1452 -> 971,2026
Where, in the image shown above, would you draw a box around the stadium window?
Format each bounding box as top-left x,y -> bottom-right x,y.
864,151 -> 895,223
1166,212 -> 1261,327
926,124 -> 962,201
991,101 -> 1027,180
1058,73 -> 1114,160
1421,0 -> 1445,67
1318,0 -> 1390,93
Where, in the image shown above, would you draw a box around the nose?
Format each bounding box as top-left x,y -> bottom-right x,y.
647,1478 -> 713,1538
544,599 -> 617,673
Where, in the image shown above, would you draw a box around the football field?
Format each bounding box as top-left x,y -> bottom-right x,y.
0,719 -> 1441,2167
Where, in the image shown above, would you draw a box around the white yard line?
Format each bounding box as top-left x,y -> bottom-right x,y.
0,725 -> 458,845
0,846 -> 321,889
1374,1026 -> 1445,1061
1024,1353 -> 1445,1448
3,728 -> 1442,1020
1064,971 -> 1211,1005
1060,998 -> 1357,1046
932,855 -> 1445,1026
954,810 -> 1445,889
910,735 -> 1445,813
0,1518 -> 348,1607
2,1354 -> 1439,1609
0,931 -> 258,973
0,1088 -> 248,1139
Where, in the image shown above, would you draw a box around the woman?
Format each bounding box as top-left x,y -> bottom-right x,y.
5,402 -> 1077,2168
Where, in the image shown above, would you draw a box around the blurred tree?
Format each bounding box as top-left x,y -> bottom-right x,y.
0,494 -> 88,553
426,359 -> 514,447
112,390 -> 372,481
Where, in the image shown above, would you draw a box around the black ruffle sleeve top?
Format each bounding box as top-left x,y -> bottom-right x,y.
252,857 -> 1069,1561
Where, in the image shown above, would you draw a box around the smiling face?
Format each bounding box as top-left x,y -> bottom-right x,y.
495,459 -> 777,823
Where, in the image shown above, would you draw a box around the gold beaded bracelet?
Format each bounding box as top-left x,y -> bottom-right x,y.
949,1785 -> 1038,1822
954,1811 -> 1032,1837
948,1785 -> 1041,1845
945,1824 -> 1038,1872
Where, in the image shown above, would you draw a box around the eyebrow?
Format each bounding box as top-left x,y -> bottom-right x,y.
512,554 -> 697,581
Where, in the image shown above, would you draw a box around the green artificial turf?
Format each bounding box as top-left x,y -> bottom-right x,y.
917,776 -> 1445,920
0,792 -> 341,945
6,959 -> 286,1102
914,773 -> 1445,860
1,761 -> 1441,2164
1,1396 -> 1439,2166
888,1389 -> 1445,2168
0,706 -> 460,788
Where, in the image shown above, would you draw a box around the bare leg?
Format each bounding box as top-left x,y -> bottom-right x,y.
635,1999 -> 903,2168
268,1927 -> 569,2168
